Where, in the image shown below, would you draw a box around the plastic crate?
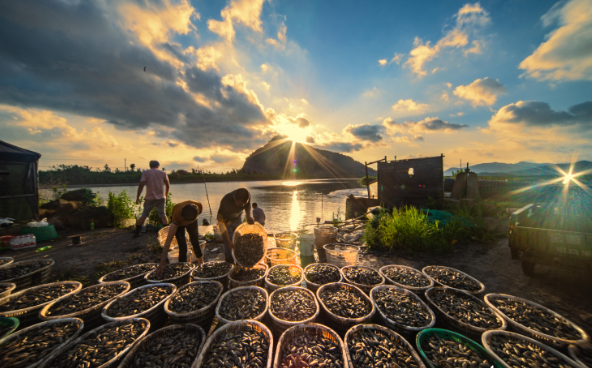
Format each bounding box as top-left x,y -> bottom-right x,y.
20,225 -> 58,241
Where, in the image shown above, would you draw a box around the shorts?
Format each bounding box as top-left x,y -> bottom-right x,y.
141,198 -> 166,217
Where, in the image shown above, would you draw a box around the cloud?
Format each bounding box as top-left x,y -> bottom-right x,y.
391,99 -> 430,115
404,2 -> 490,76
305,136 -> 315,144
345,124 -> 383,142
488,100 -> 592,131
207,0 -> 265,42
519,0 -> 592,81
0,0 -> 272,151
266,22 -> 287,49
193,156 -> 208,162
378,59 -> 387,66
390,53 -> 404,65
362,87 -> 382,98
210,153 -> 237,163
441,92 -> 450,101
319,142 -> 363,153
383,116 -> 468,135
291,116 -> 310,128
453,77 -> 506,106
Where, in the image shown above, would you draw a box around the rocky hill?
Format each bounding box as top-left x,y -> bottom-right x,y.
241,138 -> 376,178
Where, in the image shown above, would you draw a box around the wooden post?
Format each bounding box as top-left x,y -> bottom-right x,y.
365,161 -> 370,198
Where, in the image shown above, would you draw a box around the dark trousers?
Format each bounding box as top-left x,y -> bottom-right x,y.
174,220 -> 201,262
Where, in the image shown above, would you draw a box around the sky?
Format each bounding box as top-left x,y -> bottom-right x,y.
0,0 -> 591,173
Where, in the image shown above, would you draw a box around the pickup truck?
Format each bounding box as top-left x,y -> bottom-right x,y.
509,203 -> 592,275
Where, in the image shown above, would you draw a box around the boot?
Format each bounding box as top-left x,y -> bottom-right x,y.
132,224 -> 141,238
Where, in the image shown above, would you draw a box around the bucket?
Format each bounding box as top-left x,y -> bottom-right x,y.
299,234 -> 314,257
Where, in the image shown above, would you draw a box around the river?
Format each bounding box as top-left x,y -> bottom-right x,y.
73,179 -> 365,233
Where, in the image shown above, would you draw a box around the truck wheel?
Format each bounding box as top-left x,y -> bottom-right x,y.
510,247 -> 520,260
521,261 -> 536,276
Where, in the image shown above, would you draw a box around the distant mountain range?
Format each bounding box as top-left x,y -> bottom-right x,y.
242,138 -> 376,178
445,161 -> 592,177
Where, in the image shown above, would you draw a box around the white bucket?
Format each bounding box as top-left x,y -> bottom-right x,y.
299,234 -> 314,257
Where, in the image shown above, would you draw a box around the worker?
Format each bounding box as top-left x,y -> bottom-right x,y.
217,188 -> 254,263
252,203 -> 266,226
156,201 -> 203,277
133,160 -> 170,238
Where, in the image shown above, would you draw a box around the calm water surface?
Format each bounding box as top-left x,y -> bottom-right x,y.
79,179 -> 365,233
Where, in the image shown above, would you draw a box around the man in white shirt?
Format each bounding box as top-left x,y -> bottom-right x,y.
133,160 -> 170,238
252,202 -> 265,226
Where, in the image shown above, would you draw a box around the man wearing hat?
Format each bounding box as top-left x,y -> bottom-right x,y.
156,200 -> 203,277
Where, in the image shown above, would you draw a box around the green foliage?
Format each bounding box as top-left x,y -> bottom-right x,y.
148,193 -> 175,225
205,232 -> 215,241
426,196 -> 438,210
107,190 -> 139,228
359,176 -> 377,186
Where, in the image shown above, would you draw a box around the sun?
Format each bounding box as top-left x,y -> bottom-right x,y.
277,122 -> 310,144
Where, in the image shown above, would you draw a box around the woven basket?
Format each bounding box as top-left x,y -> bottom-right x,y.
370,285 -> 436,336
102,283 -> 176,331
38,318 -> 150,368
265,264 -> 303,292
232,222 -> 268,267
303,263 -> 343,293
341,265 -> 385,294
0,317 -> 84,368
345,323 -> 426,368
314,226 -> 338,238
193,320 -> 273,368
0,257 -> 14,269
568,344 -> 592,368
0,316 -> 19,341
316,282 -> 375,335
0,259 -> 55,291
144,262 -> 195,288
191,261 -> 234,291
164,280 -> 223,327
228,263 -> 268,289
0,283 -> 16,299
379,265 -> 434,293
0,281 -> 82,327
39,281 -> 131,331
215,286 -> 268,325
98,263 -> 157,289
422,265 -> 485,295
482,330 -> 582,368
416,328 -> 503,368
484,293 -> 589,348
425,287 -> 506,341
323,244 -> 359,268
157,225 -> 179,247
268,286 -> 319,335
273,323 -> 347,368
117,323 -> 206,368
265,247 -> 298,267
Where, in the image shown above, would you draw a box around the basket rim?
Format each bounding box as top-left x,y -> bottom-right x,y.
265,264 -> 303,288
0,258 -> 55,283
422,265 -> 485,295
0,282 -> 16,295
0,317 -> 85,367
215,285 -> 268,324
228,263 -> 268,282
482,330 -> 582,368
268,286 -> 320,326
567,344 -> 592,368
97,263 -> 157,284
424,287 -> 506,334
316,282 -> 375,324
116,323 -> 206,368
39,281 -> 131,321
0,281 -> 82,317
323,243 -> 360,252
273,322 -> 346,368
341,265 -> 385,290
164,280 -> 224,318
191,261 -> 234,281
303,263 -> 343,288
192,319 -> 273,368
38,318 -> 150,368
345,323 -> 426,368
144,262 -> 196,283
370,285 -> 436,331
484,292 -> 589,345
416,328 -> 501,368
101,283 -> 176,322
0,257 -> 14,269
379,264 -> 434,291
265,247 -> 297,257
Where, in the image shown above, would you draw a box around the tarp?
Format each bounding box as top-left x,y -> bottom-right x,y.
0,140 -> 41,221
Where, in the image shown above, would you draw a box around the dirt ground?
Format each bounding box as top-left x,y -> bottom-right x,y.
3,226 -> 591,335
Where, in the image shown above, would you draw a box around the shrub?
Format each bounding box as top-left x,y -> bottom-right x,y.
107,190 -> 139,228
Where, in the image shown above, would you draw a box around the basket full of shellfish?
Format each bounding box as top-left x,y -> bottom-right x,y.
191,261 -> 234,291
380,265 -> 434,294
214,285 -> 268,325
0,282 -> 16,299
303,263 -> 343,293
341,265 -> 385,294
268,286 -> 319,335
0,259 -> 55,291
164,280 -> 223,329
228,263 -> 268,289
98,263 -> 157,289
317,282 -> 375,336
265,264 -> 303,292
422,266 -> 485,295
144,262 -> 195,288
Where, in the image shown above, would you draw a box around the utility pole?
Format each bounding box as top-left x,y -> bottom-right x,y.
124,158 -> 127,172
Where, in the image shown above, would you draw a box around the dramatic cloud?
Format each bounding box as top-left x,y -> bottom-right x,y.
405,3 -> 490,76
193,156 -> 208,162
383,117 -> 468,135
0,0 -> 271,151
210,153 -> 238,163
520,0 -> 592,81
391,99 -> 430,115
319,142 -> 363,153
305,136 -> 315,144
345,124 -> 383,142
488,100 -> 592,130
287,116 -> 310,128
207,0 -> 265,42
453,77 -> 506,106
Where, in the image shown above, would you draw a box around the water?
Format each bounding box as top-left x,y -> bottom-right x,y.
71,179 -> 366,233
